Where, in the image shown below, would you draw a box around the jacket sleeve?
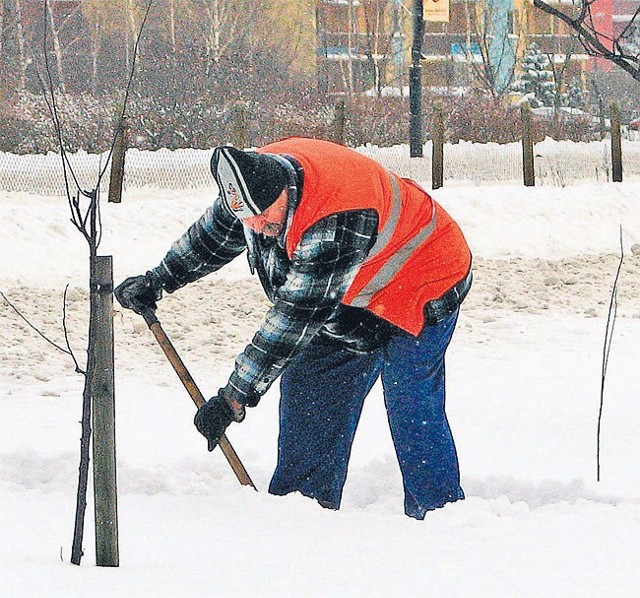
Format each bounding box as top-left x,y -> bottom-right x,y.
151,198 -> 246,293
221,210 -> 378,406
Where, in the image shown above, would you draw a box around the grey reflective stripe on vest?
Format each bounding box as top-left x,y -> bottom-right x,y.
349,173 -> 437,308
362,172 -> 403,262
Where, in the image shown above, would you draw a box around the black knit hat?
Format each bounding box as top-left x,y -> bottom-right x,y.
210,146 -> 288,219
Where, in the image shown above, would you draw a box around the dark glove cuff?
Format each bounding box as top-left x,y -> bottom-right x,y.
146,268 -> 167,292
219,394 -> 243,422
218,388 -> 248,420
244,390 -> 261,408
220,383 -> 261,409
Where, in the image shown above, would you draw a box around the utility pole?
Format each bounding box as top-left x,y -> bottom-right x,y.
410,0 -> 424,157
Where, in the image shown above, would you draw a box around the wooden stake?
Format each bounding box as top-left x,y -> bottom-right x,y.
92,255 -> 119,567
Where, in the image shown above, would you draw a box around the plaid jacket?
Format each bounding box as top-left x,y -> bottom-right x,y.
151,195 -> 392,406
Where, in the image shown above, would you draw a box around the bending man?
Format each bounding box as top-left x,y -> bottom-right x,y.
115,137 -> 472,519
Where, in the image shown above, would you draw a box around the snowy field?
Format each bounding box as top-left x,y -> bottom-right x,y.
1,162 -> 640,596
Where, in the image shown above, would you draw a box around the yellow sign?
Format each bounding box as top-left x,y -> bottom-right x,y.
424,0 -> 450,23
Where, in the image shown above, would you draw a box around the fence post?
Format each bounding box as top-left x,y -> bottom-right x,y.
610,101 -> 623,183
521,102 -> 535,187
432,104 -> 444,190
332,98 -> 347,145
231,101 -> 248,149
108,118 -> 127,203
91,255 -> 119,567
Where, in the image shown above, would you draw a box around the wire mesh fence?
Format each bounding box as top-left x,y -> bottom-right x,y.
1,139 -> 639,196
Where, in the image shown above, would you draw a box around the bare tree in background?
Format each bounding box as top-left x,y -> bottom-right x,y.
462,0 -> 518,96
362,0 -> 393,96
199,0 -> 262,64
43,0 -> 85,94
81,1 -> 130,94
543,34 -> 577,107
2,0 -> 29,90
17,0 -> 29,90
533,0 -> 640,82
167,0 -> 177,52
0,1 -> 4,54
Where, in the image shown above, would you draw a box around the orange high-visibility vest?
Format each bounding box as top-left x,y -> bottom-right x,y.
259,138 -> 471,336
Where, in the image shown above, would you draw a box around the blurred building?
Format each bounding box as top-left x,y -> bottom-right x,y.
421,0 -> 590,93
315,0 -> 406,94
423,0 -> 640,91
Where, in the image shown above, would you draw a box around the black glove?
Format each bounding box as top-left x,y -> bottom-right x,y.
194,395 -> 244,451
114,272 -> 163,314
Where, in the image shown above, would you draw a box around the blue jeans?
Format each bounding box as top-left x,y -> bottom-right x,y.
268,310 -> 463,519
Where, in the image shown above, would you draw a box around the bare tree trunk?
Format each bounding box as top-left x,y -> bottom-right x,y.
70,335 -> 94,565
13,0 -> 28,90
200,0 -> 260,69
347,0 -> 355,95
338,60 -> 349,94
125,0 -> 138,73
90,21 -> 101,95
548,38 -> 576,109
315,4 -> 329,93
71,192 -> 100,565
168,0 -> 176,53
203,0 -> 222,63
464,0 -> 517,96
202,0 -> 251,64
211,0 -> 221,61
464,1 -> 474,85
127,0 -> 137,47
44,0 -> 67,94
0,0 -> 4,55
364,0 -> 387,96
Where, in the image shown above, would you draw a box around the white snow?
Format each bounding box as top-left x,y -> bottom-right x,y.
2,152 -> 640,597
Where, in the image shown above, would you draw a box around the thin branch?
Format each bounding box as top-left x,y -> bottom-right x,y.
39,0 -> 155,248
0,289 -> 75,360
38,4 -> 83,195
96,189 -> 104,248
62,285 -> 84,374
596,226 -> 624,482
35,69 -> 80,198
619,5 -> 640,39
68,193 -> 90,240
533,0 -> 640,82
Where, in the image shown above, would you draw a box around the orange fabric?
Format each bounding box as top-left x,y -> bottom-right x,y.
259,138 -> 471,335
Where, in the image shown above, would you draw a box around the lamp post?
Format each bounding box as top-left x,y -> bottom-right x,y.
409,0 -> 424,157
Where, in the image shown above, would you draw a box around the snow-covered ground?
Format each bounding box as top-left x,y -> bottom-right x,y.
2,169 -> 640,596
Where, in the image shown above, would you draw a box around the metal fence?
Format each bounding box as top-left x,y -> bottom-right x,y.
1,139 -> 639,196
